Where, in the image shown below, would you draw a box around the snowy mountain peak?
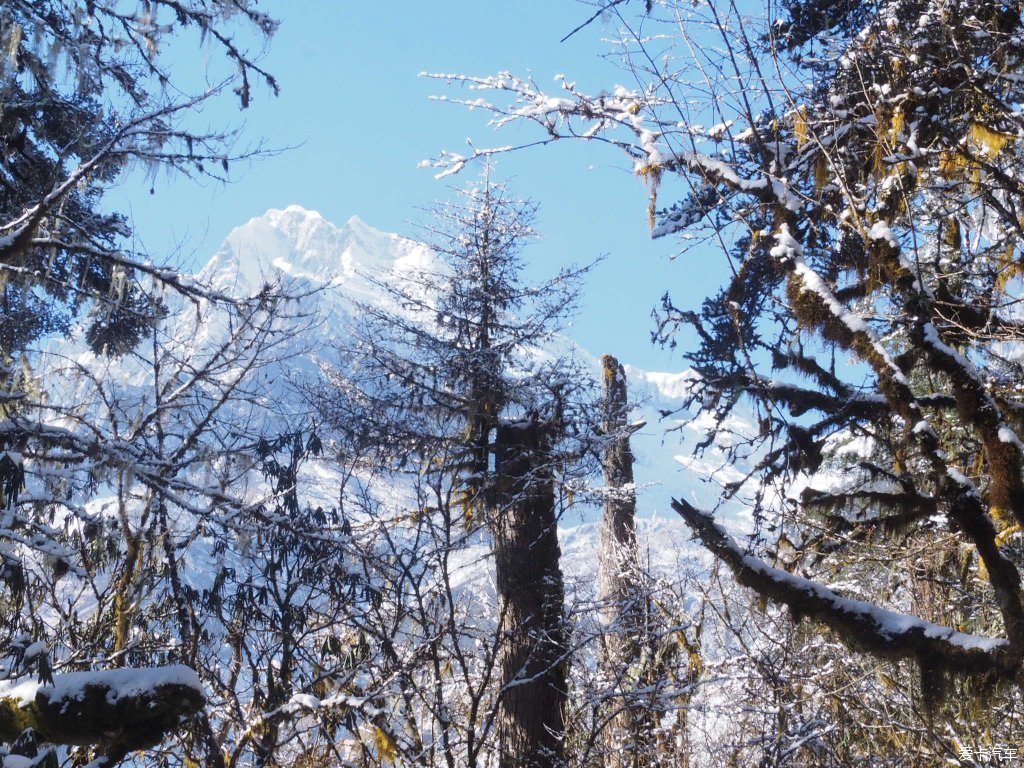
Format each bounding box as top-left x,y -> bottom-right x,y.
199,206 -> 432,296
187,206 -> 738,525
262,204 -> 328,238
343,213 -> 369,230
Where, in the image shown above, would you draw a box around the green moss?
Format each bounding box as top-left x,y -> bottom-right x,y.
0,694 -> 38,741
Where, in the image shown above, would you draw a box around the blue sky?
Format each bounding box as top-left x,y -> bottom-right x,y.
109,1 -> 726,372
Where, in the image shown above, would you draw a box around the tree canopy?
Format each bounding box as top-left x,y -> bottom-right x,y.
313,180 -> 598,767
425,0 -> 1024,690
0,0 -> 278,361
0,3 -> 285,765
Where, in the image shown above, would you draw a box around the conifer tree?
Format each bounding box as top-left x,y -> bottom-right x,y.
314,179 -> 596,767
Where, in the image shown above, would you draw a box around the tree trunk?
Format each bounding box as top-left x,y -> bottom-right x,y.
598,354 -> 639,621
493,418 -> 567,768
597,355 -> 646,768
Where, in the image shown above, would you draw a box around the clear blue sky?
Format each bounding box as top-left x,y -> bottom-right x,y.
109,1 -> 725,372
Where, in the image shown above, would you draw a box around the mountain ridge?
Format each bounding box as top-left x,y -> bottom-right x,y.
201,206 -> 743,523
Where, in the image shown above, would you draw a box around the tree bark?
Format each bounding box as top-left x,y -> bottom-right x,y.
597,355 -> 649,768
493,418 -> 567,768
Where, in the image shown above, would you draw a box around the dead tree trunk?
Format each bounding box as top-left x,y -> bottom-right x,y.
493,417 -> 567,768
596,354 -> 648,768
598,355 -> 640,622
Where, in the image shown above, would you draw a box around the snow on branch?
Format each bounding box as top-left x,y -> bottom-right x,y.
0,665 -> 205,751
419,71 -> 808,219
671,498 -> 1016,677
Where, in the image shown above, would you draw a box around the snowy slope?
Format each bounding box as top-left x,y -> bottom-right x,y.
199,205 -> 743,529
40,206 -> 743,595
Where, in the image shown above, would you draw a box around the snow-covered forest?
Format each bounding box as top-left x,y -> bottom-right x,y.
2,1 -> 1024,766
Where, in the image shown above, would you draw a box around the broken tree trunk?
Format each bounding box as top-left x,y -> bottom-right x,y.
493,417 -> 567,768
597,355 -> 650,768
598,355 -> 640,625
0,665 -> 205,755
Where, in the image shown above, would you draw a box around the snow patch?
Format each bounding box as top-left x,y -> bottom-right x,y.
0,665 -> 203,707
867,220 -> 898,248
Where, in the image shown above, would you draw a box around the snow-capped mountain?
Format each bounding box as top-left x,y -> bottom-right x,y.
199,205 -> 743,530
202,206 -> 434,301
39,202 -> 749,576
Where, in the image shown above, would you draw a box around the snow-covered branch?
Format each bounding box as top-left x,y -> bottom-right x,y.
0,666 -> 204,751
671,498 -> 1016,677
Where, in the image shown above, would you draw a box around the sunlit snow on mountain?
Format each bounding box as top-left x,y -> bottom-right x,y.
202,205 -> 434,307
199,205 -> 748,534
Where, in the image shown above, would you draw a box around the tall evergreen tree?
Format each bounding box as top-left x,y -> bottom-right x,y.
314,179 -> 596,767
